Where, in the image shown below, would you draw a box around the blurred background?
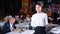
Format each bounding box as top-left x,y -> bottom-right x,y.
0,0 -> 60,24
0,0 -> 60,34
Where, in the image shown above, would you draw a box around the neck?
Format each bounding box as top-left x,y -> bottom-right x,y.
37,12 -> 42,13
10,22 -> 14,24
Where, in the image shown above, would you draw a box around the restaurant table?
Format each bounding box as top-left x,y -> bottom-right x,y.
6,30 -> 35,34
0,22 -> 4,27
50,26 -> 60,34
0,22 -> 5,30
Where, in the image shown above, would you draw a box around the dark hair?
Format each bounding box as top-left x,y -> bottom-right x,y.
35,2 -> 41,6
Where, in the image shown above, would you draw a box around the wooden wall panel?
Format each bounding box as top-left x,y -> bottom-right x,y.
21,0 -> 32,17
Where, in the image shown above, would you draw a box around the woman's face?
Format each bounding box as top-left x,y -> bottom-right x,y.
35,5 -> 42,13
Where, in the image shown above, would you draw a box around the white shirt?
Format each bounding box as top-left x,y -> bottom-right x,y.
31,12 -> 48,27
10,23 -> 13,31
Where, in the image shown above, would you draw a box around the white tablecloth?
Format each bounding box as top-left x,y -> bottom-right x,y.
0,22 -> 4,27
57,17 -> 60,20
6,30 -> 35,34
50,26 -> 60,34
